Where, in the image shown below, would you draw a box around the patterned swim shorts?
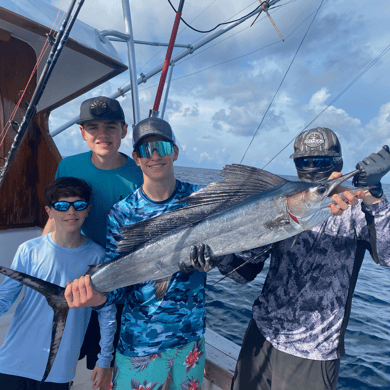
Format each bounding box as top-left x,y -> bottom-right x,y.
112,336 -> 206,390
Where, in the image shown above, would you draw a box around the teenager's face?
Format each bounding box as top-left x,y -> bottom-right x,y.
132,136 -> 178,182
80,120 -> 127,158
45,196 -> 91,234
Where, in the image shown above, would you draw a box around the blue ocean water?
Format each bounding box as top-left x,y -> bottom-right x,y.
174,166 -> 390,390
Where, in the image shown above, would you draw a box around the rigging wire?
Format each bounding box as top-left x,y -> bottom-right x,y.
240,0 -> 325,164
128,1 -> 267,102
176,0 -> 301,66
135,1 -> 323,94
0,0 -> 69,149
167,0 -> 262,34
261,41 -> 390,170
117,0 -> 220,92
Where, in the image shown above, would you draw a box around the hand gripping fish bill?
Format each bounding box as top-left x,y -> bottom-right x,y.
0,164 -> 367,381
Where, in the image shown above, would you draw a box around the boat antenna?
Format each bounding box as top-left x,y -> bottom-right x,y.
0,0 -> 85,190
251,0 -> 284,42
150,0 -> 186,118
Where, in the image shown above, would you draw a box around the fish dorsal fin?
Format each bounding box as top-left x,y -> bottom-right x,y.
181,164 -> 288,206
116,164 -> 288,254
153,276 -> 172,300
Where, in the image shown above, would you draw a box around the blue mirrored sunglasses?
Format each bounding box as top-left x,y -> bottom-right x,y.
294,157 -> 341,169
51,200 -> 89,212
137,140 -> 174,158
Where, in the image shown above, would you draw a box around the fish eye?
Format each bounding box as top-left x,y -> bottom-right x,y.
316,185 -> 326,195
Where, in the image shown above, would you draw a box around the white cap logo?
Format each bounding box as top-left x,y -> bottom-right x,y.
304,131 -> 325,148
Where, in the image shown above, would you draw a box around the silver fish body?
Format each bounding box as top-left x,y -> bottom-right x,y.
89,166 -> 363,293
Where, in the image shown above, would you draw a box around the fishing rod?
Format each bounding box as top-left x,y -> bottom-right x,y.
0,0 -> 85,189
150,0 -> 186,118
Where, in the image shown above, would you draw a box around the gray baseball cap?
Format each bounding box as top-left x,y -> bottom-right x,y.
290,127 -> 342,159
133,117 -> 175,150
77,96 -> 125,125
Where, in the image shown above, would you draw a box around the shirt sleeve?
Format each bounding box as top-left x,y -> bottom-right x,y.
54,159 -> 65,179
104,286 -> 130,306
0,246 -> 26,315
95,304 -> 117,368
106,207 -> 123,260
218,246 -> 271,284
360,197 -> 390,267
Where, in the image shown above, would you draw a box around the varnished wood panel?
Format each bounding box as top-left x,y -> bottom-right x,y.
0,37 -> 61,230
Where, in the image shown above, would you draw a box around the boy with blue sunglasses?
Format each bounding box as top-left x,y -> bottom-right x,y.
65,117 -> 225,389
0,177 -> 116,390
42,96 -> 143,389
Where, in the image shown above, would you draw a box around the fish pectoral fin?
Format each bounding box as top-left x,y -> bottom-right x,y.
42,304 -> 69,382
153,277 -> 172,300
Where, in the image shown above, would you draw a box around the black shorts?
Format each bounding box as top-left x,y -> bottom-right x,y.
231,319 -> 340,390
0,373 -> 70,390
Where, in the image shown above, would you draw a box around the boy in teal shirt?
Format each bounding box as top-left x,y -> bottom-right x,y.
65,117 -> 211,389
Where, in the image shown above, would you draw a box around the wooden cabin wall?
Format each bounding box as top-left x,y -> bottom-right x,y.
0,36 -> 61,230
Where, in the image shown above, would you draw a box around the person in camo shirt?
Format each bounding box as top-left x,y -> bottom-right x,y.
64,117 -> 213,390
213,128 -> 390,390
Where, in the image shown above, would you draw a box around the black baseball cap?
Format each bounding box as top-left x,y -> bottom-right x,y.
133,117 -> 176,150
290,127 -> 342,159
77,96 -> 125,125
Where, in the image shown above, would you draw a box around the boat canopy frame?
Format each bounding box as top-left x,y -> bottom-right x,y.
51,0 -> 281,136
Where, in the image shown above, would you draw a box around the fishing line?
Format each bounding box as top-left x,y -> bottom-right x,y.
133,1 -> 268,103
174,0 -> 262,66
0,0 -> 70,149
240,0 -> 325,164
137,0 -> 324,93
212,245 -> 273,286
172,0 -> 300,67
116,0 -> 221,92
261,41 -> 390,170
0,0 -> 84,188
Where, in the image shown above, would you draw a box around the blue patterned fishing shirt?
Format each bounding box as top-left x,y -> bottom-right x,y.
105,180 -> 205,357
219,198 -> 390,360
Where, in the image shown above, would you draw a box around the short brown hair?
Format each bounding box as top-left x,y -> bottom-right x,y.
45,177 -> 92,206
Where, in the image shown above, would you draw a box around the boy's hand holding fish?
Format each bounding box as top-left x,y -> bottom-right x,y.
65,275 -> 106,308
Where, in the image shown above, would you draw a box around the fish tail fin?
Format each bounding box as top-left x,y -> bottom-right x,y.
0,266 -> 69,382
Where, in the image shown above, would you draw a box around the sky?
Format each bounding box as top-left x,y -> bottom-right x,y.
45,0 -> 390,180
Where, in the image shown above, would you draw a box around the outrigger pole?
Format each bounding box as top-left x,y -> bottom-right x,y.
0,0 -> 85,189
51,0 -> 281,136
150,0 -> 185,118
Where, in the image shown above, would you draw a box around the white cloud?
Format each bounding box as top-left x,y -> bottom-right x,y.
42,0 -> 389,178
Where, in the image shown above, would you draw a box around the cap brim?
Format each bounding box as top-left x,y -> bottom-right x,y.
133,133 -> 175,150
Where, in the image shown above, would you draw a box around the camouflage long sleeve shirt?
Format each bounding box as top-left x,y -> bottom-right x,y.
219,198 -> 390,360
104,181 -> 206,357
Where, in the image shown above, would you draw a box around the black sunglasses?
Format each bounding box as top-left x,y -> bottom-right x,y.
51,200 -> 89,212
